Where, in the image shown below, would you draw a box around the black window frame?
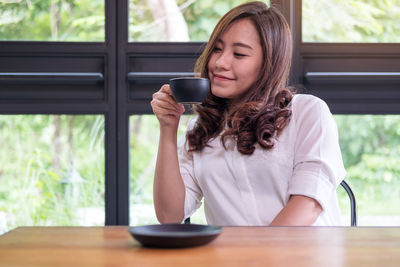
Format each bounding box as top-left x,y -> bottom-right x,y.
0,0 -> 119,224
278,0 -> 400,114
0,0 -> 399,226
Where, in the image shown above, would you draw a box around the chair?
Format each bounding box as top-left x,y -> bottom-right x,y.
340,180 -> 357,227
184,180 -> 357,226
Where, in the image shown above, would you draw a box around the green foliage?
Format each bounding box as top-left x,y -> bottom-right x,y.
181,0 -> 257,41
128,0 -> 269,41
0,115 -> 105,233
0,0 -> 104,41
303,0 -> 400,42
129,115 -> 194,224
128,0 -> 158,41
3,0 -> 397,42
335,115 -> 400,218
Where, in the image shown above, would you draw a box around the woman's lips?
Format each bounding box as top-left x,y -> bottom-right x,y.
213,74 -> 234,81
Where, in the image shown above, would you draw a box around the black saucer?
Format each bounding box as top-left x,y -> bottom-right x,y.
129,223 -> 222,248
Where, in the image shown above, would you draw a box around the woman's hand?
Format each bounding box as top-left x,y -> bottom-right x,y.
151,84 -> 185,129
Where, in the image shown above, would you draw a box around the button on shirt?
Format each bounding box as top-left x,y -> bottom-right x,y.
177,94 -> 346,226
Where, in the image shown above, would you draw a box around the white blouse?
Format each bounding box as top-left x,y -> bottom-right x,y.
177,94 -> 346,226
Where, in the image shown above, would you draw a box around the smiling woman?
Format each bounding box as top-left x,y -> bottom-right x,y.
207,19 -> 263,101
150,1 -> 345,226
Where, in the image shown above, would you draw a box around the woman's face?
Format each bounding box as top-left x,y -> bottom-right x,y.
208,18 -> 263,102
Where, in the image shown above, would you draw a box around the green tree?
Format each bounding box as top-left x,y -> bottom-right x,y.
335,115 -> 400,217
0,0 -> 104,41
303,0 -> 400,42
128,0 -> 269,41
0,115 -> 105,233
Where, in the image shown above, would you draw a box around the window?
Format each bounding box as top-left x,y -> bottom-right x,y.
0,115 -> 105,233
0,0 -> 116,230
284,0 -> 400,113
129,114 -> 206,225
0,0 -> 105,41
303,0 -> 400,43
1,0 -> 399,231
336,115 -> 400,225
129,0 -> 270,42
283,0 -> 400,225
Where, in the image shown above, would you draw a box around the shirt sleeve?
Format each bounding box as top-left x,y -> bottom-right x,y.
177,119 -> 203,219
288,95 -> 346,213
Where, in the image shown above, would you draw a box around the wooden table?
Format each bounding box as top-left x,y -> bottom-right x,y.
0,226 -> 400,266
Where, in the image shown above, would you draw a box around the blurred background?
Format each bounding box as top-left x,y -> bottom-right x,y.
0,0 -> 400,233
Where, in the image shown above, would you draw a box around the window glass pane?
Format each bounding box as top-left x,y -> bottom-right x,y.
129,0 -> 270,42
129,114 -> 206,225
303,0 -> 400,43
335,115 -> 400,226
0,0 -> 104,41
130,114 -> 400,226
0,115 -> 105,234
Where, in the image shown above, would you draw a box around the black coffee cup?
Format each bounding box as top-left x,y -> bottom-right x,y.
169,77 -> 210,104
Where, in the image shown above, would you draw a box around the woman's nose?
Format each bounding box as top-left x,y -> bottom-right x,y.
215,52 -> 231,70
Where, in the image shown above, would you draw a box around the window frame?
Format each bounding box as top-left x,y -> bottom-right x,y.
276,0 -> 400,114
0,0 -> 399,227
0,0 -> 119,225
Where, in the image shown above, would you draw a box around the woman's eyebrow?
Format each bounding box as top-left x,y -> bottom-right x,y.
215,39 -> 253,50
232,42 -> 253,49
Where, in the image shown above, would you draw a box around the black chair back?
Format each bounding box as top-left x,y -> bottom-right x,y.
340,180 -> 357,226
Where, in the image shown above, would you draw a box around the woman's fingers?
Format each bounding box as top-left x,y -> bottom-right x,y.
151,96 -> 182,113
152,84 -> 182,112
151,95 -> 180,111
177,103 -> 185,114
151,99 -> 183,115
151,84 -> 186,128
159,84 -> 172,94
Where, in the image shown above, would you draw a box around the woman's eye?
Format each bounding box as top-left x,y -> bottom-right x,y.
213,47 -> 222,52
234,52 -> 246,57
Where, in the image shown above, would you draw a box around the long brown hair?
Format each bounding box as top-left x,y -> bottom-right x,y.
187,1 -> 294,155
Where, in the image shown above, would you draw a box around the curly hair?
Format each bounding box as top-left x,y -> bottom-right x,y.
187,1 -> 294,155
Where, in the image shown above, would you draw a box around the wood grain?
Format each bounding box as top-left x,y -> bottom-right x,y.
0,226 -> 399,267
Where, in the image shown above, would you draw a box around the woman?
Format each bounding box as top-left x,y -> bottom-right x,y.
150,1 -> 346,226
